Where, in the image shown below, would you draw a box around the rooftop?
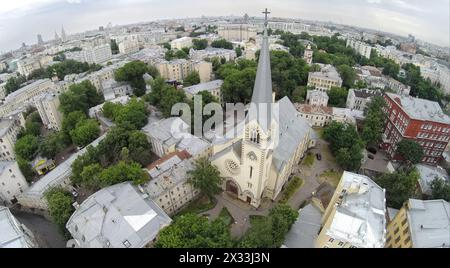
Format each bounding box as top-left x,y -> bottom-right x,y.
283,204 -> 322,248
406,199 -> 450,248
66,182 -> 172,248
4,79 -> 52,103
0,206 -> 35,248
326,171 -> 387,248
183,80 -> 223,95
0,118 -> 15,137
386,92 -> 450,124
295,103 -> 333,115
309,64 -> 342,82
416,164 -> 449,196
352,88 -> 381,99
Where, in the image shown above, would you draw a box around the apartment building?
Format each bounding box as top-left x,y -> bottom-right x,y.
386,199 -> 450,248
117,36 -> 140,54
381,93 -> 450,165
306,89 -> 328,107
0,118 -> 22,161
34,92 -> 63,131
155,59 -> 212,83
189,47 -> 237,62
217,24 -> 257,42
0,79 -> 55,117
346,39 -> 372,59
0,161 -> 29,204
170,37 -> 193,50
0,206 -> 37,248
66,44 -> 112,64
303,44 -> 313,65
316,171 -> 387,248
307,64 -> 343,92
143,150 -> 200,215
296,104 -> 332,128
346,88 -> 381,111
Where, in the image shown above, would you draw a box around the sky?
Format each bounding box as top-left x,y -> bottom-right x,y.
0,0 -> 449,52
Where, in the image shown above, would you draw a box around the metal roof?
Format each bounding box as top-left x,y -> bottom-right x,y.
0,206 -> 35,248
282,204 -> 322,248
66,182 -> 172,248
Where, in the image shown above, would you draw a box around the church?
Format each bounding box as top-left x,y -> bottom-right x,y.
210,9 -> 313,208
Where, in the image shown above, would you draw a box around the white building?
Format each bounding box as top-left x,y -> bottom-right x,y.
189,47 -> 237,62
34,92 -> 63,131
0,161 -> 29,204
0,118 -> 22,161
306,90 -> 328,107
170,37 -> 193,50
183,79 -> 223,102
144,150 -> 199,215
303,44 -> 313,65
316,171 -> 387,248
66,44 -> 112,64
307,64 -> 343,92
0,79 -> 55,117
142,117 -> 210,159
101,80 -> 132,101
0,206 -> 37,248
117,35 -> 140,54
416,164 -> 449,196
346,88 -> 381,111
346,39 -> 372,59
66,182 -> 172,248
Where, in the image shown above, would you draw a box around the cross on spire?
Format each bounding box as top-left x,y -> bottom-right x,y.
262,8 -> 270,27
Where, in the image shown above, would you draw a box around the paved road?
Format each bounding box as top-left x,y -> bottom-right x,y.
11,209 -> 67,248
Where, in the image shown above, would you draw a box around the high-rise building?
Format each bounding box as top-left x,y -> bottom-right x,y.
303,43 -> 313,64
61,25 -> 67,42
37,34 -> 44,45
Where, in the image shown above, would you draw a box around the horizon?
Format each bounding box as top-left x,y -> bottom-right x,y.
0,0 -> 449,52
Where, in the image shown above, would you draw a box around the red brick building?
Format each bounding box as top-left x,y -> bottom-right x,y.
381,93 -> 450,165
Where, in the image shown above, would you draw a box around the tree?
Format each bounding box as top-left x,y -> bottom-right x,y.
193,39 -> 208,50
62,111 -> 87,133
79,163 -> 103,190
98,161 -> 149,187
69,119 -> 100,147
14,135 -> 39,161
323,122 -> 364,171
159,85 -> 187,118
361,95 -> 387,146
183,71 -> 200,87
235,47 -> 243,57
110,39 -> 119,54
39,132 -> 70,159
5,76 -> 26,95
188,157 -> 223,198
111,98 -> 149,130
291,86 -> 307,102
211,39 -> 233,49
128,131 -> 153,166
239,204 -> 298,248
328,87 -> 348,108
337,64 -> 357,88
376,169 -> 420,209
221,67 -> 256,104
17,157 -> 34,182
430,178 -> 450,201
396,139 -> 424,165
382,60 -> 400,79
24,111 -> 43,136
59,81 -> 103,115
44,187 -> 74,236
155,213 -> 233,248
115,61 -> 150,97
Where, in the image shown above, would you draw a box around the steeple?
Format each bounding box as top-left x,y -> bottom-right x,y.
249,8 -> 273,133
61,25 -> 67,42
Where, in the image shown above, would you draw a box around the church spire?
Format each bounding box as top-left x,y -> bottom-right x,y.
249,8 -> 273,133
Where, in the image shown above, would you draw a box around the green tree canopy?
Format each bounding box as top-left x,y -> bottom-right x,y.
337,64 -> 357,88
5,75 -> 26,95
188,157 -> 223,198
396,139 -> 424,165
328,87 -> 348,107
430,178 -> 450,201
59,80 -> 103,115
115,60 -> 150,97
110,39 -> 119,54
376,169 -> 420,209
69,119 -> 100,147
14,135 -> 39,161
361,95 -> 387,146
39,131 -> 70,159
193,39 -> 208,50
44,187 -> 74,236
155,213 -> 233,248
211,39 -> 233,49
62,110 -> 87,133
183,71 -> 201,87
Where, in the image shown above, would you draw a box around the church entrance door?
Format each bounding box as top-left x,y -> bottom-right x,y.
226,180 -> 239,196
246,196 -> 252,204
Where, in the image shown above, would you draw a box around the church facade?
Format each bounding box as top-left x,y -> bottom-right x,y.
210,11 -> 313,208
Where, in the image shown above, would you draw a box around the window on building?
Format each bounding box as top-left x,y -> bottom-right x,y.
249,166 -> 253,179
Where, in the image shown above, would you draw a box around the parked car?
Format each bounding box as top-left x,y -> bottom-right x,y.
316,153 -> 322,160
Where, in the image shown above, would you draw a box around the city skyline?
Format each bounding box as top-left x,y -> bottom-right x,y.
0,0 -> 449,52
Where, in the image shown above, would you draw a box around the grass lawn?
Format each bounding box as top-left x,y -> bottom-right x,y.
303,153 -> 315,167
218,207 -> 234,226
175,194 -> 217,216
279,176 -> 305,203
318,169 -> 342,188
